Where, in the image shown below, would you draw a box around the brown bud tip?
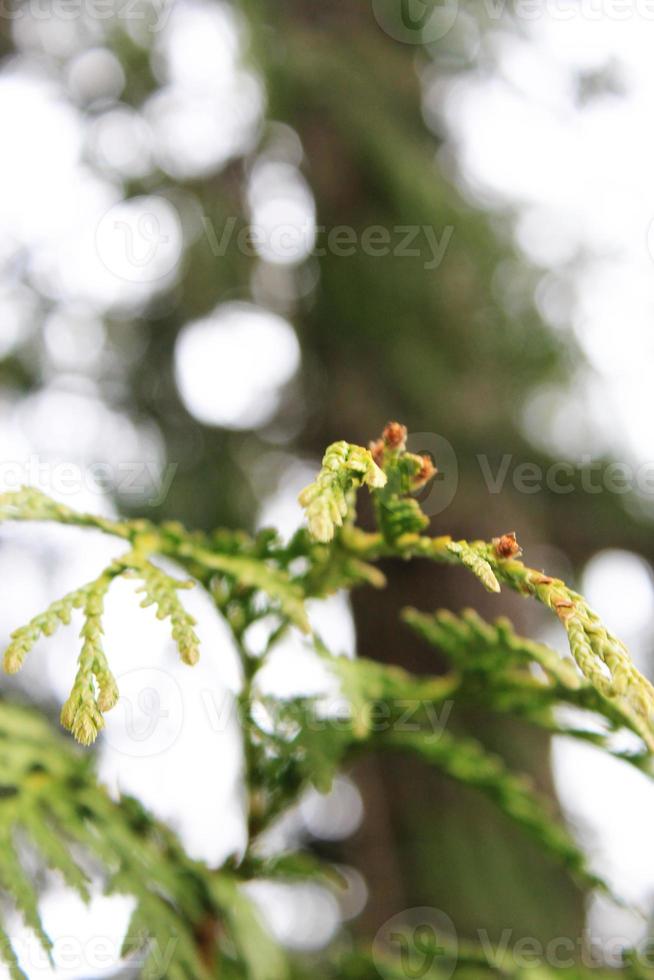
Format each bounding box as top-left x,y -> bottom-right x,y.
382,421 -> 407,450
369,438 -> 385,467
415,454 -> 436,487
493,532 -> 522,560
553,598 -> 575,622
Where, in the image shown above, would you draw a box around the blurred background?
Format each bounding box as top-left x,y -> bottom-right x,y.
2,0 -> 654,973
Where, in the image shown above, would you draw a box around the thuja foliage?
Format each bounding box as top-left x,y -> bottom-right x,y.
1,423 -> 654,977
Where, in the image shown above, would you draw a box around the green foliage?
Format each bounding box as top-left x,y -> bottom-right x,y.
200,550 -> 310,634
402,608 -> 626,721
445,540 -> 501,593
386,727 -> 603,890
0,490 -> 312,742
321,647 -> 457,740
1,424 -> 654,976
298,440 -> 386,542
0,701 -> 285,979
369,423 -> 432,542
126,553 -> 201,666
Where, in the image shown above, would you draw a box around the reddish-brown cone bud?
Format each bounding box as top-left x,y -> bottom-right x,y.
493,531 -> 522,560
413,455 -> 437,489
382,421 -> 407,450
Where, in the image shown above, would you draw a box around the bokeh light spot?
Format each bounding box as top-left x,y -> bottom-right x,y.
174,303 -> 300,429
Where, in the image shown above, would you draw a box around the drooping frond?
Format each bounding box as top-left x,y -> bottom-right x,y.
0,700 -> 285,979
0,490 -> 313,743
123,554 -> 201,665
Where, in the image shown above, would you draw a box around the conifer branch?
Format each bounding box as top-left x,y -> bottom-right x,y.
121,553 -> 201,666
2,424 -> 654,975
298,440 -> 386,542
0,487 -> 136,540
0,701 -> 283,979
403,608 -> 654,776
312,643 -> 606,894
186,548 -> 310,634
298,424 -> 654,749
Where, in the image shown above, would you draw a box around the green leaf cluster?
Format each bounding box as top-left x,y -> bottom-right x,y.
1,425 -> 653,976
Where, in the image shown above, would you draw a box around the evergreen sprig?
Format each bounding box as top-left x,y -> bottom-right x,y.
402,608 -> 654,775
0,701 -> 284,980
1,423 -> 654,976
298,440 -> 386,542
296,430 -> 654,749
60,572 -> 118,744
123,554 -> 201,666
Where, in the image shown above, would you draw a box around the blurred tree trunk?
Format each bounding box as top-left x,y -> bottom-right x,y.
247,0 -> 587,944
